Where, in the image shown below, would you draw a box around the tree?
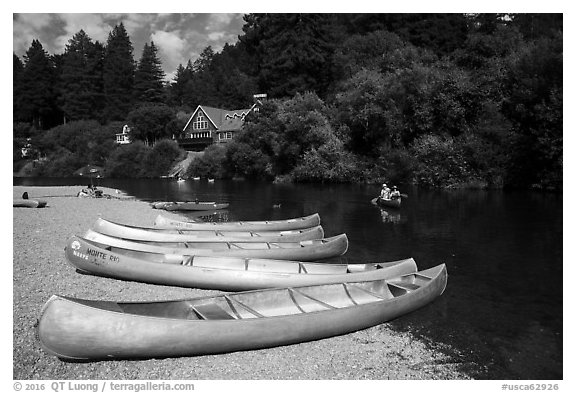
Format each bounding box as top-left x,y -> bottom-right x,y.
59,30 -> 105,122
18,40 -> 58,129
502,33 -> 563,188
240,14 -> 338,98
134,41 -> 166,104
13,54 -> 25,122
103,23 -> 135,121
125,103 -> 175,145
336,14 -> 469,56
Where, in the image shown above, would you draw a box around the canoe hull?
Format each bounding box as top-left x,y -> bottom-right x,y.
83,230 -> 349,262
13,199 -> 47,208
91,218 -> 325,242
65,236 -> 417,291
373,197 -> 401,209
37,265 -> 447,360
154,213 -> 321,231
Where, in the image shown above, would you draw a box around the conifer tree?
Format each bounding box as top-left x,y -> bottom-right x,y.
168,63 -> 190,107
134,41 -> 166,104
13,54 -> 25,122
103,23 -> 135,121
59,30 -> 105,122
18,40 -> 58,129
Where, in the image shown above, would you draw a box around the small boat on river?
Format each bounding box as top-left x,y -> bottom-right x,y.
152,201 -> 229,211
83,230 -> 349,261
91,218 -> 325,242
65,236 -> 417,290
37,264 -> 447,360
154,213 -> 321,231
372,197 -> 401,209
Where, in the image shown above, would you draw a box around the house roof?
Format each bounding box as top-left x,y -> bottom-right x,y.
183,104 -> 256,133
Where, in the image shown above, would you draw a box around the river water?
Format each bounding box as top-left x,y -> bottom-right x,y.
13,177 -> 563,379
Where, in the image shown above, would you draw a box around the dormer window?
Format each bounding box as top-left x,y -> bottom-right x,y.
193,113 -> 208,130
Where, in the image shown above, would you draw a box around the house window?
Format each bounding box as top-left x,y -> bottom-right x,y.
219,132 -> 233,141
193,113 -> 208,130
191,132 -> 211,139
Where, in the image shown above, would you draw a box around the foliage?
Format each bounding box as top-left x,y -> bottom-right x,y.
224,141 -> 274,179
411,134 -> 489,188
141,139 -> 185,177
291,138 -> 360,183
501,33 -> 563,189
16,40 -> 59,129
59,30 -> 105,122
134,42 -> 166,104
105,141 -> 149,178
103,23 -> 135,121
185,145 -> 227,179
125,103 -> 176,145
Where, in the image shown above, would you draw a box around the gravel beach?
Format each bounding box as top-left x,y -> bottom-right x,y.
12,185 -> 471,380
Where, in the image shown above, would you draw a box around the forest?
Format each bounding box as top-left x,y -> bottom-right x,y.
13,14 -> 563,189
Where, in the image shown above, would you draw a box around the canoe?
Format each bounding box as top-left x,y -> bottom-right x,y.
83,230 -> 348,261
152,201 -> 229,211
37,264 -> 447,360
154,213 -> 321,231
372,197 -> 401,209
90,218 -> 325,242
13,199 -> 47,208
65,236 -> 417,290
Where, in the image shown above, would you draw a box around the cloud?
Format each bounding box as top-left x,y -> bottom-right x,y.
150,30 -> 187,80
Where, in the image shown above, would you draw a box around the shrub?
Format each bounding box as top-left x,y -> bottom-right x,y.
411,134 -> 483,188
105,141 -> 149,178
141,139 -> 185,177
186,145 -> 227,179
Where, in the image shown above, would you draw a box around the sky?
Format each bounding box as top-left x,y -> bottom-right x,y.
13,13 -> 246,82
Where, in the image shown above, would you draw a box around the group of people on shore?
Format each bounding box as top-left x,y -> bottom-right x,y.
380,183 -> 401,200
77,184 -> 103,198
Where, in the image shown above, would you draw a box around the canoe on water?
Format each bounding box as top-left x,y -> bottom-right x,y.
13,199 -> 47,208
90,218 -> 325,242
37,264 -> 447,360
152,201 -> 229,211
154,213 -> 321,231
372,197 -> 401,209
65,235 -> 417,291
83,230 -> 349,261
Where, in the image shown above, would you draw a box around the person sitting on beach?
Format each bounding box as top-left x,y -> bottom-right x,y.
380,183 -> 391,199
390,186 -> 401,199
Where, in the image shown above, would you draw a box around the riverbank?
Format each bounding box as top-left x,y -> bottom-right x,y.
12,185 -> 471,380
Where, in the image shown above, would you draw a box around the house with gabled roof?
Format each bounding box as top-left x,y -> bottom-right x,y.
177,100 -> 261,151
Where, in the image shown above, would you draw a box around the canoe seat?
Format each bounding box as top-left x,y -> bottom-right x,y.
192,303 -> 235,320
389,282 -> 421,291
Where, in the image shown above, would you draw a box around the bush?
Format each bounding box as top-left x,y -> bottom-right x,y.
291,138 -> 360,183
411,134 -> 484,188
105,141 -> 149,178
185,145 -> 227,179
141,139 -> 185,177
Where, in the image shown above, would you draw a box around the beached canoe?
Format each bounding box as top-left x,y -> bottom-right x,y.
90,218 -> 325,242
83,230 -> 348,261
372,197 -> 401,209
152,201 -> 229,211
13,199 -> 47,208
65,236 -> 417,291
37,264 -> 447,360
154,213 -> 321,231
